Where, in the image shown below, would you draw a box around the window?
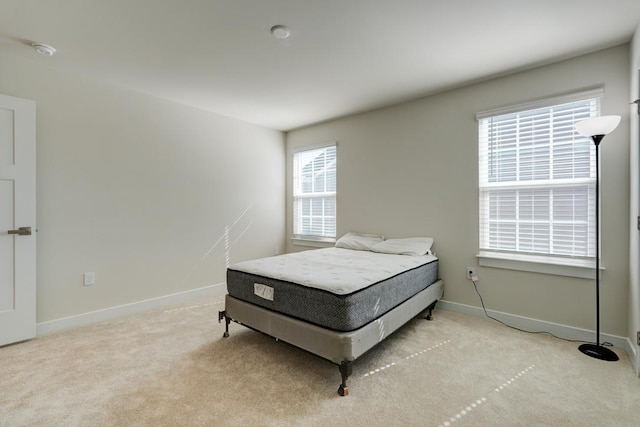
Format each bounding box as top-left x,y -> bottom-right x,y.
477,90 -> 602,270
293,144 -> 336,241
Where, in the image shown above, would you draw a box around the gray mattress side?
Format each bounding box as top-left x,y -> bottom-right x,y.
226,259 -> 438,332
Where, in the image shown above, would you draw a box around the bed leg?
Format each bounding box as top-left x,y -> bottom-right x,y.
425,301 -> 437,321
338,361 -> 352,396
218,310 -> 230,338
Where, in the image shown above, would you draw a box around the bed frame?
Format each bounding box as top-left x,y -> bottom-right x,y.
218,279 -> 443,396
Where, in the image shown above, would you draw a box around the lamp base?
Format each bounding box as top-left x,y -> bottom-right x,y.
578,343 -> 619,361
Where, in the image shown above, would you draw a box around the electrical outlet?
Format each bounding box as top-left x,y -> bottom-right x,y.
466,267 -> 476,280
84,272 -> 95,286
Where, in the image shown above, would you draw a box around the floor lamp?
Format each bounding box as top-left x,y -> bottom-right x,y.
574,115 -> 621,362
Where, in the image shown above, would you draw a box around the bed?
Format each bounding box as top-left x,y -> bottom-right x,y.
218,233 -> 443,396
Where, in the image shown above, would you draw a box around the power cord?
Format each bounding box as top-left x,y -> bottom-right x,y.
470,278 -> 610,345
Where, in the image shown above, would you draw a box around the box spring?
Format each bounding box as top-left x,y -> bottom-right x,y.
223,279 -> 444,365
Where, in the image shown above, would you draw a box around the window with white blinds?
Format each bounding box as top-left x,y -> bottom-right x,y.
478,93 -> 600,260
293,144 -> 337,240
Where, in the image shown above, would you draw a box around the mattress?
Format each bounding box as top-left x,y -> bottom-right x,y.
226,247 -> 439,332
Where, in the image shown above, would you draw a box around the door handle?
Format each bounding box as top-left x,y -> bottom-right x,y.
8,226 -> 32,236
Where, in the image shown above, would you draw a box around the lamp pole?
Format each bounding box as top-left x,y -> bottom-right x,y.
594,135 -> 602,347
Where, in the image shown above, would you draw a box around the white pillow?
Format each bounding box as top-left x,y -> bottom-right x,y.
371,237 -> 434,256
335,232 -> 385,251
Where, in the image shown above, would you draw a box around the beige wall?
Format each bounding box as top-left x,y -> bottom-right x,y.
287,45 -> 631,337
0,54 -> 285,323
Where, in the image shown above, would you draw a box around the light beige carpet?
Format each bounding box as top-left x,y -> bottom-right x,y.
1,287 -> 639,426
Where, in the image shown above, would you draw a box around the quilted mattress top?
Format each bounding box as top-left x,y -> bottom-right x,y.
228,247 -> 438,295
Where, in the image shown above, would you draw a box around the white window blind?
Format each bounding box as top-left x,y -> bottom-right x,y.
293,144 -> 336,239
478,95 -> 600,259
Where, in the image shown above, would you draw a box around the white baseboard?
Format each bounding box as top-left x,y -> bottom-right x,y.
625,337 -> 639,375
35,289 -> 638,372
36,283 -> 226,336
438,300 -> 629,351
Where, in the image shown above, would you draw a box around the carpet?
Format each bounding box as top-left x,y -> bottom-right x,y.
1,287 -> 638,426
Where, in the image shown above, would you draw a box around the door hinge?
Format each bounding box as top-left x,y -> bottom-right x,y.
637,331 -> 640,346
638,216 -> 640,231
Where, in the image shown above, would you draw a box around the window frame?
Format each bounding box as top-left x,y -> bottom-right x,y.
476,88 -> 604,278
291,142 -> 337,244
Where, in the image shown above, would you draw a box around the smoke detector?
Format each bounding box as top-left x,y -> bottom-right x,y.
270,25 -> 290,39
31,42 -> 56,56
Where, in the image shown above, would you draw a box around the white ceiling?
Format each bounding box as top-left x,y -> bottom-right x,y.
1,0 -> 640,131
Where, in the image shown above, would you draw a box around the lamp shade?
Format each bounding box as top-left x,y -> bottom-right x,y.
575,115 -> 621,137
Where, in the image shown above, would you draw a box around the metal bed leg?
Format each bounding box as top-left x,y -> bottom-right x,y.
338,361 -> 352,396
425,301 -> 437,321
218,310 -> 230,338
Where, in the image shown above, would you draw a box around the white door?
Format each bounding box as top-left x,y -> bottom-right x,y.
636,70 -> 640,376
0,93 -> 36,346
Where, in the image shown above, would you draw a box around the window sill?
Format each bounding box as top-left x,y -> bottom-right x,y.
477,251 -> 602,279
291,236 -> 336,248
